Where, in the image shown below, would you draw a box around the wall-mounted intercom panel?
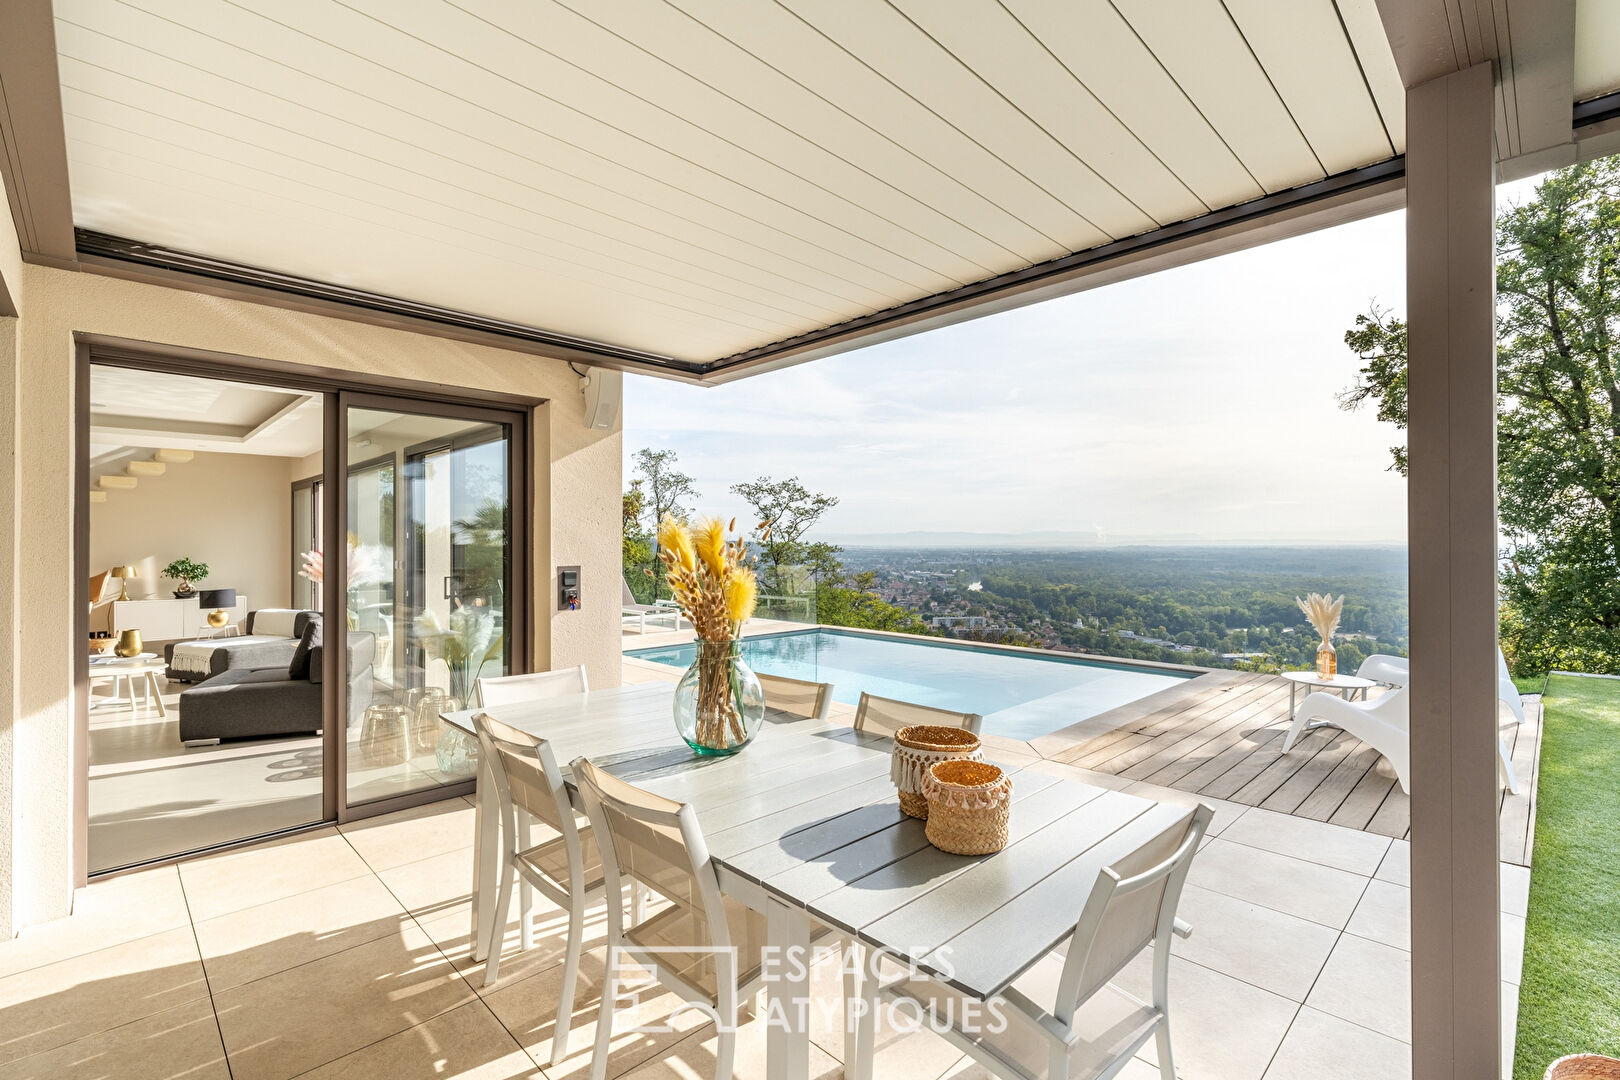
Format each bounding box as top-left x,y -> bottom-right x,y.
558,566 -> 581,611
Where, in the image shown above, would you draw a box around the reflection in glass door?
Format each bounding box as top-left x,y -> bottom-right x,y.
290,476 -> 323,611
343,404 -> 514,808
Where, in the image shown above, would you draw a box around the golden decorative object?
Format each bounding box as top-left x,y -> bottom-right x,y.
207,609 -> 229,628
110,565 -> 137,602
1315,640 -> 1338,678
114,629 -> 143,658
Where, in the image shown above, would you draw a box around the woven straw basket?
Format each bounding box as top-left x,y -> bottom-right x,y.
922,760 -> 1012,855
1546,1056 -> 1620,1080
892,725 -> 983,819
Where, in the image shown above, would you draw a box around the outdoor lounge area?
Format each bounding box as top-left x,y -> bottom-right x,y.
5,1 -> 1620,1079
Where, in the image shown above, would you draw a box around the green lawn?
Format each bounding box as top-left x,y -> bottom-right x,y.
1514,673 -> 1551,697
1513,673 -> 1620,1077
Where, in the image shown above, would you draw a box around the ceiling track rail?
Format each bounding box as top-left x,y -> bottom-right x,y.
71,229 -> 702,377
1574,90 -> 1620,129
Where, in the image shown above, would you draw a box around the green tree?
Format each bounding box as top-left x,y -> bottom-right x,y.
1340,159 -> 1620,673
631,448 -> 700,599
622,479 -> 653,602
729,476 -> 839,594
453,499 -> 507,607
816,570 -> 932,634
1338,304 -> 1408,474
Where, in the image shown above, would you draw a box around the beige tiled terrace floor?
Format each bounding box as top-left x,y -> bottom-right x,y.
0,759 -> 1529,1079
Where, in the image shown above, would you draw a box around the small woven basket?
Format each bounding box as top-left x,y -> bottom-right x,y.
1546,1055 -> 1620,1080
922,760 -> 1012,855
892,725 -> 983,819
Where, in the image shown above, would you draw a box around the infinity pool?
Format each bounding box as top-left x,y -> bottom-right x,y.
627,629 -> 1198,741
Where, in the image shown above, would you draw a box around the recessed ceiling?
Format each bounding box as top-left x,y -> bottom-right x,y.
89,365 -> 323,457
54,0 -> 1406,365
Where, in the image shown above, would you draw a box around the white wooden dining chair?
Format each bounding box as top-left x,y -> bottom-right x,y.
851,804 -> 1213,1080
757,672 -> 834,720
573,755 -> 774,1080
852,691 -> 982,737
472,712 -> 604,1064
477,665 -> 589,705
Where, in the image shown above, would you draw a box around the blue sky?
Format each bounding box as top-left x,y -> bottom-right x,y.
624,178 -> 1540,545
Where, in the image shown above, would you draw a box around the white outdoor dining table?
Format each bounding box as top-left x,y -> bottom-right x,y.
441,682 -> 1190,1080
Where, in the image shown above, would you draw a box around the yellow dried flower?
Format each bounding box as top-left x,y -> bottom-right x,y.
724,565 -> 758,625
694,516 -> 728,578
658,515 -> 696,574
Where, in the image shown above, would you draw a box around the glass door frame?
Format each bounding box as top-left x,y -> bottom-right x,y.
329,390 -> 531,824
75,334 -> 542,878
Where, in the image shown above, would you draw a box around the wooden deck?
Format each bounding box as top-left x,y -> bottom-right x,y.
1045,671 -> 1543,866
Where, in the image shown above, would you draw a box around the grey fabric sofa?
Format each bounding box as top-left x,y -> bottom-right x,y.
178,617 -> 375,744
163,609 -> 320,683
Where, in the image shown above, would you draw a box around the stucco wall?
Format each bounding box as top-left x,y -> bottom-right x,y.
0,173 -> 19,937
6,263 -> 622,933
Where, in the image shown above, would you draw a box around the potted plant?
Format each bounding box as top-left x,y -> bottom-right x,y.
162,556 -> 209,598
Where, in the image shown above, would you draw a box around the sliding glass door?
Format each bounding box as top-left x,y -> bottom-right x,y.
341,399 -> 522,810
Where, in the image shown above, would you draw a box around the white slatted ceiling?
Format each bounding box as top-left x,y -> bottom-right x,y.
1574,0 -> 1620,102
56,0 -> 1406,364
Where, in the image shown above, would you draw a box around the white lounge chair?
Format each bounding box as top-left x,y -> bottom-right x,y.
1283,684 -> 1518,794
621,578 -> 681,634
1355,650 -> 1526,725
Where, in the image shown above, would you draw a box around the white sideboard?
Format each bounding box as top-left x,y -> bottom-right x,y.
111,596 -> 249,641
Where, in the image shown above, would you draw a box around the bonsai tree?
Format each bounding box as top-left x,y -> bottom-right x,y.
161,556 -> 209,597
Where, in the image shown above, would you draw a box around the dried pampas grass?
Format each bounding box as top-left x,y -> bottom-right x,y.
1296,592 -> 1344,641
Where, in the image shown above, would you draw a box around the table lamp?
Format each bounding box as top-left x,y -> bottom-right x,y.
110,565 -> 136,601
197,588 -> 237,627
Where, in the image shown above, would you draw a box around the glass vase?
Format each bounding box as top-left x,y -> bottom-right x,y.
1315,639 -> 1337,678
435,726 -> 479,779
674,640 -> 766,756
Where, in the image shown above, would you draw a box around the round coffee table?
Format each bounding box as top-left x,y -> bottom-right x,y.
88,653 -> 167,716
1281,670 -> 1376,717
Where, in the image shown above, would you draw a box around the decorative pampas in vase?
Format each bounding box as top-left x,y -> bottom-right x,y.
1296,592 -> 1344,678
660,515 -> 767,755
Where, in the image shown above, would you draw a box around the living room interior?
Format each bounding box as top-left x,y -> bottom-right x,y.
86,362 -> 516,873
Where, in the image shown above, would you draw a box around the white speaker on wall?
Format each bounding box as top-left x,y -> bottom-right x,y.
582,367 -> 623,430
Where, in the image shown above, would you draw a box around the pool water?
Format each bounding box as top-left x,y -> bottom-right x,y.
627,629 -> 1197,741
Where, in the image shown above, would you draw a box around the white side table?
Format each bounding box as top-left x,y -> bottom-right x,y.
88,654 -> 168,716
1281,670 -> 1376,717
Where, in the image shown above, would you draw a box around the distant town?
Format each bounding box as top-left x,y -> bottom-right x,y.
827,545 -> 1409,673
